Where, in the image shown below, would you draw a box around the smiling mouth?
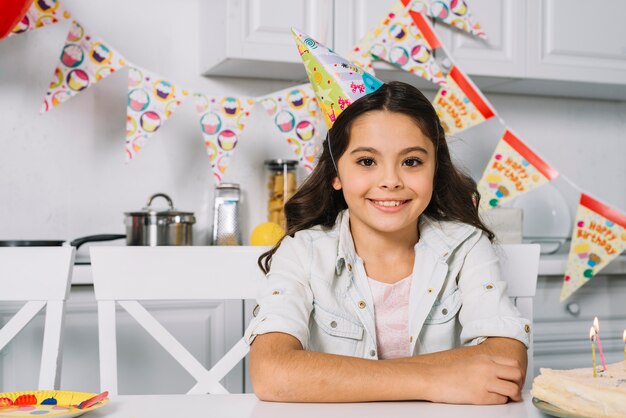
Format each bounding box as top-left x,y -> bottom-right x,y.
368,199 -> 410,207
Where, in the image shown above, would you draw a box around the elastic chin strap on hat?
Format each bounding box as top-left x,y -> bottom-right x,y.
326,131 -> 339,174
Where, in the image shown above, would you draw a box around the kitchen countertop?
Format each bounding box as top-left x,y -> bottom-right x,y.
70,247 -> 626,285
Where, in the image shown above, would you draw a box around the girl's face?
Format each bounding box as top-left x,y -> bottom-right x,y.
332,110 -> 436,241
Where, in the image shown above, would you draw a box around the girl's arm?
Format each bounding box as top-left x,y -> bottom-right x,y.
250,332 -> 523,404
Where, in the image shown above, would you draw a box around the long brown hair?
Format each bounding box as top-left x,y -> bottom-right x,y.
258,81 -> 494,274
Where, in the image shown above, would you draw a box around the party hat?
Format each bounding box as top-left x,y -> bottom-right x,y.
291,28 -> 385,128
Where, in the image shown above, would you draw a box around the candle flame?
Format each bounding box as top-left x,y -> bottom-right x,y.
593,317 -> 600,332
590,327 -> 597,341
623,330 -> 626,343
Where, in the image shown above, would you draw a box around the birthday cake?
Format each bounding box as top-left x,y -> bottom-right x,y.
531,362 -> 626,418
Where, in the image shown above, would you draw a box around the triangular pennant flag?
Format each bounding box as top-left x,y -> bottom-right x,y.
125,66 -> 188,161
291,28 -> 385,128
194,93 -> 255,184
477,129 -> 559,211
560,194 -> 626,301
370,0 -> 446,86
40,20 -> 126,113
346,29 -> 377,76
9,0 -> 71,38
259,83 -> 322,173
432,65 -> 496,134
404,0 -> 486,39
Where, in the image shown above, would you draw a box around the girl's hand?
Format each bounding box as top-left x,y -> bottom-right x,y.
426,354 -> 524,404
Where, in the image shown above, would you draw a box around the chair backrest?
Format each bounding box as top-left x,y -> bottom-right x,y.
497,244 -> 540,388
0,247 -> 75,389
90,246 -> 266,396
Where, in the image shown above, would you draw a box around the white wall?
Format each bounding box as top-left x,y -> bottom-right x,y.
1,0 -> 625,252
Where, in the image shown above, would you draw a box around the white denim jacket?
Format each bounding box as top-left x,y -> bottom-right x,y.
244,210 -> 530,359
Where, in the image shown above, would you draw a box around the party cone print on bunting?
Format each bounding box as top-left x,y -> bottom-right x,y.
126,66 -> 187,161
260,83 -> 322,172
292,28 -> 385,129
370,0 -> 446,86
403,0 -> 486,39
560,195 -> 626,301
9,0 -> 71,38
477,130 -> 559,211
40,20 -> 126,113
194,93 -> 254,184
433,65 -> 495,135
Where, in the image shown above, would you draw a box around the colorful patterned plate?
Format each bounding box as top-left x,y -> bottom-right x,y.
532,397 -> 587,418
0,390 -> 108,417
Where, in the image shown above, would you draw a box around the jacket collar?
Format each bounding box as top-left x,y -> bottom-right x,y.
334,209 -> 477,274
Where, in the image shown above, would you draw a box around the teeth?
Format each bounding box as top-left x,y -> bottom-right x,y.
373,200 -> 403,207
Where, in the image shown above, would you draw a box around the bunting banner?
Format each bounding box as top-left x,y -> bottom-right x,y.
370,0 -> 446,86
292,28 -> 385,129
259,83 -> 322,172
347,28 -> 377,76
477,130 -> 559,211
40,20 -> 126,113
404,0 -> 486,39
560,194 -> 626,301
9,0 -> 71,38
194,94 -> 255,184
125,66 -> 188,161
432,65 -> 496,134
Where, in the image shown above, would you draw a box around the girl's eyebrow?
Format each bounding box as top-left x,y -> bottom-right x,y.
349,146 -> 429,155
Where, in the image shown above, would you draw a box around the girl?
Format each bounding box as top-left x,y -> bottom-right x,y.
245,81 -> 530,404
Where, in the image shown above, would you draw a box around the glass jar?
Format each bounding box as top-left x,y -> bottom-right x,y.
265,159 -> 298,229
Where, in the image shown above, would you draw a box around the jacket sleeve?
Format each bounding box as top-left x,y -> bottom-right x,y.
457,234 -> 531,348
243,232 -> 314,350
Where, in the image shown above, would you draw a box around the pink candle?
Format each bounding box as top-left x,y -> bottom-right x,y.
590,327 -> 597,378
593,317 -> 607,372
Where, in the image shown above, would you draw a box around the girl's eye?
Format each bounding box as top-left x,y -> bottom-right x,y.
403,158 -> 423,167
357,158 -> 375,167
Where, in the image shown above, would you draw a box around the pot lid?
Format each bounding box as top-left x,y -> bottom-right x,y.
125,193 -> 195,219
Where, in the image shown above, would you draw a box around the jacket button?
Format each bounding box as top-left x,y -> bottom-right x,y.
442,251 -> 449,257
330,320 -> 337,328
524,324 -> 531,333
442,308 -> 448,315
485,284 -> 494,290
358,300 -> 366,309
369,349 -> 376,357
409,336 -> 413,343
272,290 -> 280,295
347,263 -> 353,272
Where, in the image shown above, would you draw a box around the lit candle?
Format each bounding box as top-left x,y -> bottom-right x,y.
590,327 -> 597,378
623,330 -> 625,370
593,317 -> 607,372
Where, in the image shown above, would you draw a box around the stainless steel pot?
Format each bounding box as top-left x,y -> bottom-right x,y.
125,193 -> 195,246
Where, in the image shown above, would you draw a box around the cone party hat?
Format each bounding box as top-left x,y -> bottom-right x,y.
292,28 -> 385,128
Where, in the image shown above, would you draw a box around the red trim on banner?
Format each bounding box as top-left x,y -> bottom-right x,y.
408,11 -> 441,49
449,66 -> 495,119
502,130 -> 559,180
580,194 -> 626,229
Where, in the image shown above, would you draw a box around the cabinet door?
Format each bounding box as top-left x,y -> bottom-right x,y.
201,0 -> 334,79
433,0 -> 526,78
526,0 -> 626,84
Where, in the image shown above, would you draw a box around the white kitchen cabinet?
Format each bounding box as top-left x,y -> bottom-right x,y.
0,287 -> 245,394
200,0 -> 334,80
526,0 -> 626,85
201,0 -> 626,99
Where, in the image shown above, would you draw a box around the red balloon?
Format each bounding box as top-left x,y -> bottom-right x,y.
0,0 -> 35,40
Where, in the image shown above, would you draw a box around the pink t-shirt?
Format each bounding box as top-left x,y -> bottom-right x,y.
368,275 -> 412,359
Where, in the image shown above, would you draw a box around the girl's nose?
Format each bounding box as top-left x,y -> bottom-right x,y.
380,169 -> 403,190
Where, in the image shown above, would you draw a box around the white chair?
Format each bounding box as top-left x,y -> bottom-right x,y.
498,244 -> 540,388
0,247 -> 75,389
90,246 -> 266,396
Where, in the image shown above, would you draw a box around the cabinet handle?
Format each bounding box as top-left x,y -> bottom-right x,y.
566,302 -> 580,316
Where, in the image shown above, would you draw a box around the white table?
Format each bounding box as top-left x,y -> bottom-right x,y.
88,393 -> 547,418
